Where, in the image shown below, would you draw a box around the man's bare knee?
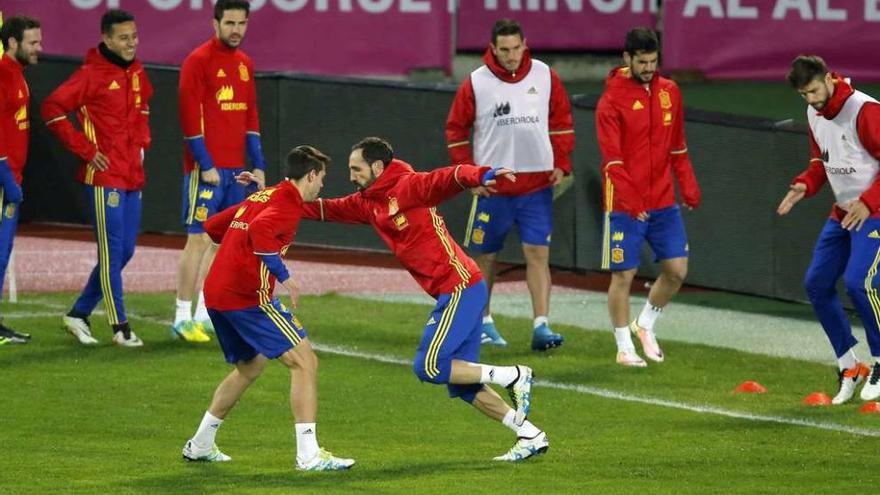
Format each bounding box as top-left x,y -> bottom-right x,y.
279,343 -> 317,373
236,355 -> 268,382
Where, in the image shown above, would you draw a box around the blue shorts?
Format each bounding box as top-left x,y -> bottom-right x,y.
602,205 -> 689,271
181,167 -> 248,234
464,187 -> 553,253
208,298 -> 308,364
412,280 -> 487,401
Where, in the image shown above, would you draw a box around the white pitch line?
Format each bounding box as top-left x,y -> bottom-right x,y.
10,305 -> 880,438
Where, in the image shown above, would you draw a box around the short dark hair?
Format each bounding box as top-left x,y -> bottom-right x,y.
214,0 -> 251,21
0,15 -> 40,51
101,9 -> 134,35
285,145 -> 329,181
624,27 -> 659,56
352,137 -> 394,168
491,18 -> 523,45
788,55 -> 828,89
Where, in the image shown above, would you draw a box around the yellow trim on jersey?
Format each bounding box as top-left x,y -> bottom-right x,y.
259,302 -> 302,346
94,187 -> 119,324
429,207 -> 470,285
447,140 -> 469,149
81,107 -> 98,185
864,247 -> 880,332
186,169 -> 200,224
424,288 -> 461,379
601,176 -> 614,270
463,195 -> 479,248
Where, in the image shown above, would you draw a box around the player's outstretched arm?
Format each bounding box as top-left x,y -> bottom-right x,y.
777,183 -> 806,216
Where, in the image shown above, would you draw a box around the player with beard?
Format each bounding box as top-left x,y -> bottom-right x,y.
0,15 -> 41,345
173,0 -> 269,343
777,55 -> 880,404
596,27 -> 701,367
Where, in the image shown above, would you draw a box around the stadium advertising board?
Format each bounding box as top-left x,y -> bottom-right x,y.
1,0 -> 454,75
663,0 -> 880,81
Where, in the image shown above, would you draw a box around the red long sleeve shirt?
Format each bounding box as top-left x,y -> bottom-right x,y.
41,47 -> 151,190
302,160 -> 488,298
0,54 -> 30,184
596,66 -> 700,216
179,38 -> 260,172
204,180 -> 303,310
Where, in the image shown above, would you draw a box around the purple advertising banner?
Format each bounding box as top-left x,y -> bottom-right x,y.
1,0 -> 453,76
663,0 -> 880,82
456,0 -> 657,51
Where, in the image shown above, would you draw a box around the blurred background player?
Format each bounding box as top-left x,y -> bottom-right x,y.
298,137 -> 549,462
173,0 -> 268,343
0,15 -> 41,345
446,19 -> 574,351
596,27 -> 701,367
182,145 -> 354,471
42,9 -> 152,347
777,55 -> 880,404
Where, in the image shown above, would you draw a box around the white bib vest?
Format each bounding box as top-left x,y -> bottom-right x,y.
470,60 -> 553,173
808,90 -> 880,209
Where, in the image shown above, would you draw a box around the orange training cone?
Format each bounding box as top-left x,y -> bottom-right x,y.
803,392 -> 832,406
859,402 -> 880,414
735,381 -> 767,394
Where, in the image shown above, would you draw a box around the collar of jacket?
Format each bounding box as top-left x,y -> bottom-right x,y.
98,42 -> 134,69
482,45 -> 533,83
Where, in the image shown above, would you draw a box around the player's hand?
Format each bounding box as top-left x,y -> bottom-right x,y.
470,186 -> 491,197
281,277 -> 300,309
777,183 -> 806,216
481,167 -> 516,193
636,211 -> 649,221
681,202 -> 695,211
252,168 -> 266,191
548,168 -> 565,186
841,200 -> 871,231
235,170 -> 256,186
201,167 -> 221,186
90,151 -> 110,171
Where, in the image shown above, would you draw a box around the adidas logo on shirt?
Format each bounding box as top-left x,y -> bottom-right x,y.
632,100 -> 644,110
526,86 -> 538,95
109,81 -> 120,90
217,69 -> 227,78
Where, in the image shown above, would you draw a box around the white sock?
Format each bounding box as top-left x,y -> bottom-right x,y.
295,423 -> 319,462
837,349 -> 858,371
614,326 -> 635,352
477,364 -> 519,387
174,299 -> 192,325
636,301 -> 663,331
192,411 -> 223,449
482,315 -> 494,325
502,410 -> 541,437
533,316 -> 548,329
194,291 -> 209,322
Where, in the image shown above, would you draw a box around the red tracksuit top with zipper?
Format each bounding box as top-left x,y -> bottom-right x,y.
0,54 -> 30,184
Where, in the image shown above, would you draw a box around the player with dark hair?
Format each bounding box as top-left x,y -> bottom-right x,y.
0,14 -> 41,345
42,9 -> 152,347
172,0 -> 268,343
182,145 -> 354,471
778,55 -> 880,404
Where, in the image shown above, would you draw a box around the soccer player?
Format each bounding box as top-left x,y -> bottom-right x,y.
446,19 -> 574,351
292,137 -> 548,462
595,27 -> 701,367
182,145 -> 354,471
173,0 -> 268,343
0,15 -> 41,345
777,55 -> 880,404
42,9 -> 152,347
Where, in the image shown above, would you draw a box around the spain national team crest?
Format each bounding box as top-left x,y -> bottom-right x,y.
195,206 -> 209,222
472,227 -> 485,245
107,191 -> 120,208
388,197 -> 399,216
611,247 -> 624,264
4,204 -> 15,219
659,89 -> 672,109
239,63 -> 249,82
393,213 -> 408,231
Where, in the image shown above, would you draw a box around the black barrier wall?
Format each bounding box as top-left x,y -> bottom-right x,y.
23,58 -> 834,303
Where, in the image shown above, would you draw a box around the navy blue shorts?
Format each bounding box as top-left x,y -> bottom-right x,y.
208,298 -> 308,364
464,187 -> 553,253
181,167 -> 248,234
602,205 -> 689,271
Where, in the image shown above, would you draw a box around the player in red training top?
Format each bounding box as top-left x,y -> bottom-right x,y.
294,137 -> 549,463
172,0 -> 269,343
181,145 -> 354,472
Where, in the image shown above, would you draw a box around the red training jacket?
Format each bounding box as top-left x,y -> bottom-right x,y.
302,160 -> 487,298
0,54 -> 30,184
204,180 -> 302,311
445,46 -> 574,195
596,66 -> 700,216
791,75 -> 880,220
41,47 -> 152,190
179,38 -> 260,172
